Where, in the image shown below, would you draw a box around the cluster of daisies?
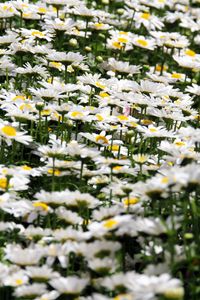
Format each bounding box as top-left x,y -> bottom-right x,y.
0,0 -> 200,299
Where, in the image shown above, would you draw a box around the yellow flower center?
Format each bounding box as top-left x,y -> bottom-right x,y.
103,218 -> 118,229
112,41 -> 123,49
0,178 -> 8,190
1,126 -> 17,137
31,30 -> 45,37
94,23 -> 104,28
13,95 -> 26,101
117,115 -> 128,121
134,154 -> 148,163
119,31 -> 128,35
123,197 -> 139,206
161,177 -> 169,184
21,165 -> 32,171
50,61 -> 63,69
22,13 -> 31,18
99,91 -> 109,98
113,294 -> 132,300
141,119 -> 153,125
38,7 -> 47,13
136,39 -> 148,47
15,279 -> 23,286
130,122 -> 138,128
71,111 -> 84,118
118,37 -> 128,43
47,169 -> 61,176
95,81 -> 106,89
149,127 -> 157,132
33,202 -> 49,211
95,114 -> 104,121
113,166 -> 122,171
19,103 -> 32,111
155,64 -> 168,72
175,141 -> 186,146
109,145 -> 119,151
141,12 -> 150,19
185,49 -> 196,57
41,109 -> 51,116
171,73 -> 182,79
95,135 -> 109,144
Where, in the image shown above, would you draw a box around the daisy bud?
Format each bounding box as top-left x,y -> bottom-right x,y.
101,0 -> 109,4
85,46 -> 92,52
66,120 -> 73,127
117,8 -> 124,15
69,38 -> 78,47
99,33 -> 105,39
184,233 -> 193,239
96,56 -> 103,62
127,130 -> 134,137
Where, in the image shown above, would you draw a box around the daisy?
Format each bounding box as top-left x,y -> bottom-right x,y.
0,121 -> 32,145
49,276 -> 89,295
101,58 -> 141,75
134,11 -> 164,31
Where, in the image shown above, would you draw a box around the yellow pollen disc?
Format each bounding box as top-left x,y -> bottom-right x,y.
134,155 -> 148,163
130,122 -> 138,128
174,99 -> 181,105
175,141 -> 186,146
31,30 -> 44,37
71,111 -> 84,118
119,31 -> 128,35
161,177 -> 169,184
167,161 -> 173,166
22,13 -> 31,18
1,126 -> 17,137
95,81 -> 106,89
50,61 -> 62,69
0,178 -> 8,190
141,12 -> 150,19
118,37 -> 128,43
123,197 -> 139,206
13,95 -> 26,101
117,115 -> 128,121
22,165 -> 32,171
149,127 -> 157,132
109,145 -> 119,151
185,49 -> 196,57
99,91 -> 109,98
94,23 -> 104,28
15,279 -> 23,285
112,41 -> 122,49
171,73 -> 182,79
155,64 -> 168,72
113,294 -> 132,300
103,218 -> 118,229
113,166 -> 122,171
41,109 -> 51,116
136,39 -> 148,47
141,119 -> 153,125
95,114 -> 104,121
20,103 -> 32,110
33,202 -> 49,211
95,135 -> 109,144
48,169 -> 61,176
38,7 -> 47,13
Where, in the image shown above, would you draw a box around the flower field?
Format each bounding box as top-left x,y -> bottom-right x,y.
0,0 -> 200,299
